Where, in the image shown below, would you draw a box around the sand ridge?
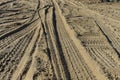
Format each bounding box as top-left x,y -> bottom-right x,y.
0,0 -> 120,80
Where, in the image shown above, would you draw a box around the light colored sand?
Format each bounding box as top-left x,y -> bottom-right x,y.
0,0 -> 120,80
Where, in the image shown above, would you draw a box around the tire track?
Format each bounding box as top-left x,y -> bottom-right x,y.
11,19 -> 41,80
50,0 -> 107,80
45,6 -> 71,80
0,29 -> 36,80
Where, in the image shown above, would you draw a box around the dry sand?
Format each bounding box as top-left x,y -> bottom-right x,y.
0,0 -> 120,80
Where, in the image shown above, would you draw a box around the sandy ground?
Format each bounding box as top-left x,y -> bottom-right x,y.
0,0 -> 120,80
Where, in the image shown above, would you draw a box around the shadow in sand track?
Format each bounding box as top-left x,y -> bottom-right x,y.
0,0 -> 16,6
51,7 -> 71,80
95,20 -> 120,58
0,18 -> 39,40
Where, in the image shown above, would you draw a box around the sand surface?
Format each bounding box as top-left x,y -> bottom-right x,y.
0,0 -> 120,80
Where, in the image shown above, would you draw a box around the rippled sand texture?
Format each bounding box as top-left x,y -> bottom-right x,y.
0,0 -> 120,80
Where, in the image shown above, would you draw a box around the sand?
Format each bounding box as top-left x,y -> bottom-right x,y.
0,0 -> 120,80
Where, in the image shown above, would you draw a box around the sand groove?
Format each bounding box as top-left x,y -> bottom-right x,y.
0,0 -> 120,80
